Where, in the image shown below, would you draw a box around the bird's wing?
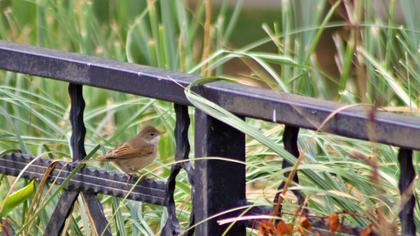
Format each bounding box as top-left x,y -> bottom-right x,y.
98,143 -> 154,161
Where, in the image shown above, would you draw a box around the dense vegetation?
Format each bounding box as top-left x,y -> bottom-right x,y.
0,0 -> 419,235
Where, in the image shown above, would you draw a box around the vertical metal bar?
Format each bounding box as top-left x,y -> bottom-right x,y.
44,191 -> 79,235
274,126 -> 305,213
397,148 -> 416,235
80,193 -> 112,236
68,83 -> 111,235
45,83 -> 85,235
194,110 -> 246,236
68,83 -> 87,161
162,165 -> 182,236
162,104 -> 194,236
45,84 -> 111,236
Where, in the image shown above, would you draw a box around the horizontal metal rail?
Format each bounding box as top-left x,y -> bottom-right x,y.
0,153 -> 167,205
0,41 -> 419,150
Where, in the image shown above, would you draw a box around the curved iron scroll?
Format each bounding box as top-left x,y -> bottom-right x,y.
45,84 -> 111,236
162,104 -> 195,236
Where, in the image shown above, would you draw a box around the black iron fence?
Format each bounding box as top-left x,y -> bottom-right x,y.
0,41 -> 418,235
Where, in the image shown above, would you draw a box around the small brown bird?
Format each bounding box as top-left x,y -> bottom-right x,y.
97,126 -> 164,176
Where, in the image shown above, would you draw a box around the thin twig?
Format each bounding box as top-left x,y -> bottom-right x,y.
271,152 -> 304,219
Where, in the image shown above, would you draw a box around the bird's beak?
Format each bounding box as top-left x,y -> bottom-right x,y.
158,129 -> 166,135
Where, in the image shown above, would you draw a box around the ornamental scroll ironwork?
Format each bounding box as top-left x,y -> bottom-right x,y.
45,84 -> 111,236
162,104 -> 195,236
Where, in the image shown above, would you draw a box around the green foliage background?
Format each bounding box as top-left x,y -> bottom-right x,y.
0,0 -> 419,235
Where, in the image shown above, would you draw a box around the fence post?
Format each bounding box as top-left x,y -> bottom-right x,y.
193,110 -> 246,235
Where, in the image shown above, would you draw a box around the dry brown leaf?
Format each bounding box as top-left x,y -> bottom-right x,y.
327,212 -> 341,233
276,220 -> 293,236
300,216 -> 312,232
258,220 -> 276,236
360,224 -> 373,236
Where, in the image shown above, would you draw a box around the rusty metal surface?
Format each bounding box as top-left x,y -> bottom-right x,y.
0,153 -> 167,205
0,41 -> 419,150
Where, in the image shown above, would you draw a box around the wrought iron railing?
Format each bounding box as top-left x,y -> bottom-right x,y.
0,41 -> 418,235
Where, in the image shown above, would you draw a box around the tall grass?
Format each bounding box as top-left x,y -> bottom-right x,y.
0,0 -> 243,234
0,0 -> 419,235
